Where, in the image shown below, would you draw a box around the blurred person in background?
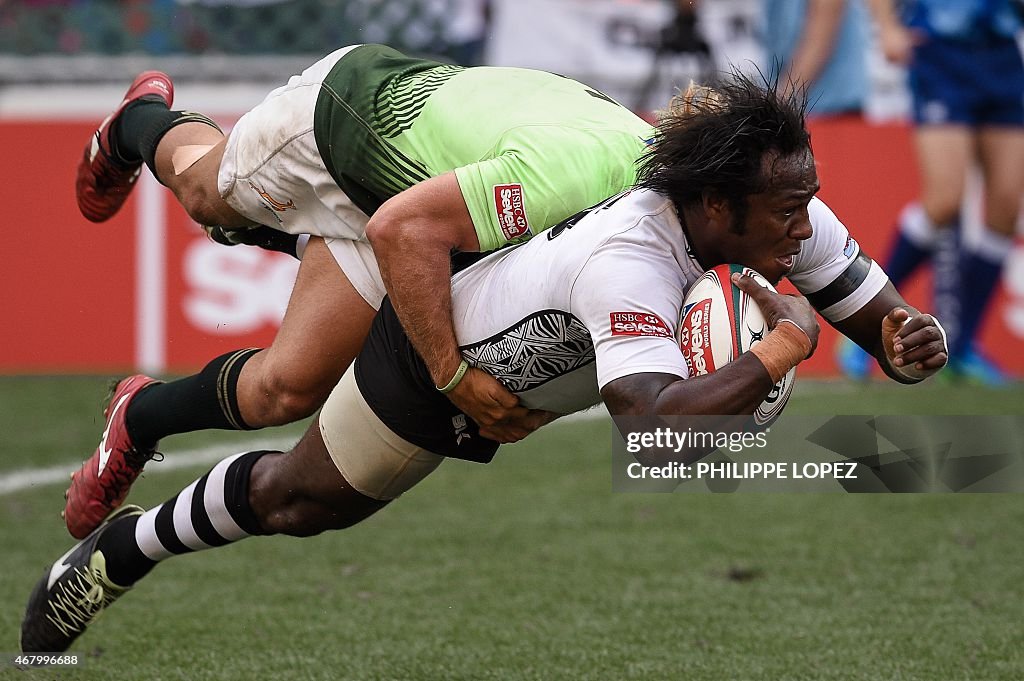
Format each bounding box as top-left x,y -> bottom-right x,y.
764,0 -> 872,376
631,0 -> 713,111
839,0 -> 1024,383
445,0 -> 490,65
762,0 -> 870,117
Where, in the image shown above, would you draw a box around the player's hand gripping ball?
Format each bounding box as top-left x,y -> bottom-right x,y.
677,264 -> 796,426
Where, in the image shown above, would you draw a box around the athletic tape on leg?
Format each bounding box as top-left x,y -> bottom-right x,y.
172,144 -> 217,175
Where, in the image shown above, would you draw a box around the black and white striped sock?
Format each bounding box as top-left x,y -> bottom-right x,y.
98,450 -> 271,586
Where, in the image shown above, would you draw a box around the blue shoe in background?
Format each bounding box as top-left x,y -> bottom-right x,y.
835,337 -> 872,380
947,347 -> 1013,387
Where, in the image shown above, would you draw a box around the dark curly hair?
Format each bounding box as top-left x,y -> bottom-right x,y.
636,69 -> 811,220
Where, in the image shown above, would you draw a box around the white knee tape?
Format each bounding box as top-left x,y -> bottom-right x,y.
319,368 -> 444,500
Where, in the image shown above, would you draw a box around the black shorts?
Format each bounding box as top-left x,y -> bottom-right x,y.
353,297 -> 500,463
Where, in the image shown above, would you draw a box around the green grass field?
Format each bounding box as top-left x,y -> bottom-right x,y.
2,376 -> 1023,680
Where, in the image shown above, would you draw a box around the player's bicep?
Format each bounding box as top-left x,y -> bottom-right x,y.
601,372 -> 679,417
789,199 -> 887,323
370,173 -> 479,252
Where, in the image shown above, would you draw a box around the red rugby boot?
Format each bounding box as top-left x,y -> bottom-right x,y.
75,71 -> 173,222
64,375 -> 162,539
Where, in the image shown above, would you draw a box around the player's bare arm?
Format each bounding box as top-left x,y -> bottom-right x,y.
602,358 -> 775,420
781,0 -> 847,96
367,173 -> 544,443
866,0 -> 923,65
366,173 -> 477,387
830,279 -> 948,383
603,278 -> 819,418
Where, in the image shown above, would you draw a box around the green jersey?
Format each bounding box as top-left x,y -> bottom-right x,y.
313,44 -> 653,251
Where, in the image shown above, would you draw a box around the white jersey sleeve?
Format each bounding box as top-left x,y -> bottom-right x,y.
788,198 -> 888,322
569,221 -> 690,390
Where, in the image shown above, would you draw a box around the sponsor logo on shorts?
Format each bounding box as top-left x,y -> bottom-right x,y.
609,312 -> 672,338
452,414 -> 471,446
249,181 -> 296,213
843,236 -> 857,259
493,184 -> 530,241
922,100 -> 948,125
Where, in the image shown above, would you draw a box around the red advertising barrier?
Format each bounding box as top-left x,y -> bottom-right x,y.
802,116 -> 1023,377
1,118 -> 1021,375
0,118 -> 294,374
1,122 -> 136,371
164,205 -> 297,372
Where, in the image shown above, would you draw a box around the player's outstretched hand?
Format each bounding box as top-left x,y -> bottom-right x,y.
448,367 -> 555,443
882,307 -> 948,380
732,273 -> 820,356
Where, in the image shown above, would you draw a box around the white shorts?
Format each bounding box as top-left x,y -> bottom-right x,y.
319,366 -> 445,501
323,237 -> 387,310
218,44 -> 387,308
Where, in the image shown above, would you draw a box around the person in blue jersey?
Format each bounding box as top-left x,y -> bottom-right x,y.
843,0 -> 1024,383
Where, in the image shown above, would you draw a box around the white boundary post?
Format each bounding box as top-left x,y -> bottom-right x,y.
135,172 -> 166,374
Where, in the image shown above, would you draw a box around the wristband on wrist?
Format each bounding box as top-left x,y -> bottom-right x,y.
748,321 -> 812,383
883,354 -> 927,383
437,359 -> 470,394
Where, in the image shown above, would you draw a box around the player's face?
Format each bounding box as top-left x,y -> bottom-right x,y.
719,150 -> 818,284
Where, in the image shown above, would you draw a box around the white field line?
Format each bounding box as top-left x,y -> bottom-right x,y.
0,436 -> 296,498
0,407 -> 611,498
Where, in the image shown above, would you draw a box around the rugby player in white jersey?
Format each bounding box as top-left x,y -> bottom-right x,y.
25,72 -> 946,653
66,44 -> 654,539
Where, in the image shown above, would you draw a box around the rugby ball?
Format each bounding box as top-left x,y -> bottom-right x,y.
677,264 -> 796,426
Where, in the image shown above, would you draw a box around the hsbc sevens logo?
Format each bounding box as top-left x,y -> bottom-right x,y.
493,184 -> 529,241
609,311 -> 671,338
